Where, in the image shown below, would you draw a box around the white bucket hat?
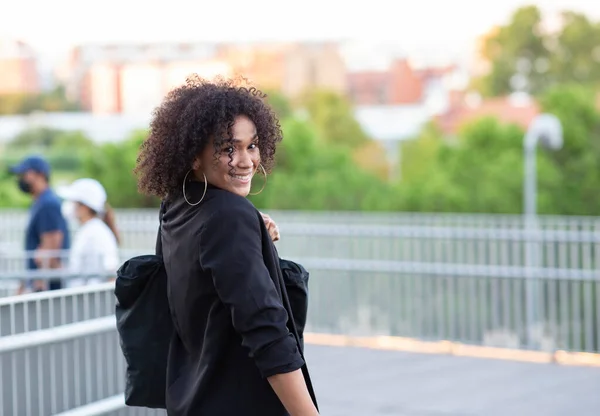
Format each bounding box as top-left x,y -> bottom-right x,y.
57,178 -> 107,214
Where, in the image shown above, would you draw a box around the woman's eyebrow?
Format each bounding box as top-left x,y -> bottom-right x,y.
229,134 -> 259,143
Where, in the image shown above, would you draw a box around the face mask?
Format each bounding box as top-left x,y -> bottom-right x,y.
17,177 -> 32,194
61,200 -> 77,222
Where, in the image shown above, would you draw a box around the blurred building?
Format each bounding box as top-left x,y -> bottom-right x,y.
210,42 -> 346,97
347,58 -> 466,109
60,41 -> 346,115
435,92 -> 540,136
0,39 -> 40,94
79,63 -> 120,113
59,43 -> 230,115
215,43 -> 288,91
76,59 -> 232,115
281,42 -> 346,97
347,58 -> 471,180
347,58 -> 469,143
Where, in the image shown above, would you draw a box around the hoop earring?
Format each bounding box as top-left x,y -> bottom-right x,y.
249,164 -> 267,196
183,169 -> 207,206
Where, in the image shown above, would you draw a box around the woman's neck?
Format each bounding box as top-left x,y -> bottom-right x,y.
79,214 -> 96,224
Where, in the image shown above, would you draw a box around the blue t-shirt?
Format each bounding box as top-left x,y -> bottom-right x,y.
25,188 -> 71,270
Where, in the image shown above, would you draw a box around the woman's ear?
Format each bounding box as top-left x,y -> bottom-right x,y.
192,157 -> 201,171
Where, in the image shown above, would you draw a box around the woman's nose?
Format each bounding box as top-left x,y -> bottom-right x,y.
235,150 -> 253,168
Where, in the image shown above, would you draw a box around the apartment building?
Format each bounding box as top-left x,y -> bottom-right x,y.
61,41 -> 347,115
0,39 -> 40,94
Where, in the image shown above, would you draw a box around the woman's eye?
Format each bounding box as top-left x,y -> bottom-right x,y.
222,147 -> 234,154
249,143 -> 258,150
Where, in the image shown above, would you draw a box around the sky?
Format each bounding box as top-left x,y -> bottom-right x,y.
2,0 -> 600,69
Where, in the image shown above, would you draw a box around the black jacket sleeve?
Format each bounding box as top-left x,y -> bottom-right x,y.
198,203 -> 304,378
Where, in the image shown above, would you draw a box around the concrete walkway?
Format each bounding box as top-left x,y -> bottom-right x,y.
305,344 -> 600,416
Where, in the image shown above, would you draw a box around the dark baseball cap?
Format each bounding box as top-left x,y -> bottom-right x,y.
9,155 -> 51,177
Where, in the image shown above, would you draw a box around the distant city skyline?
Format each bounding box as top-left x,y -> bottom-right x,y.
2,0 -> 600,71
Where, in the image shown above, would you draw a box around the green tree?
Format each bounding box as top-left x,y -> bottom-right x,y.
551,12 -> 600,86
48,131 -> 97,171
5,128 -> 96,172
538,84 -> 600,215
398,122 -> 444,183
300,89 -> 369,148
0,85 -> 80,115
395,85 -> 600,216
51,131 -> 95,151
38,85 -> 80,112
6,127 -> 64,150
250,117 -> 392,211
474,6 -> 600,97
0,169 -> 30,208
396,117 -> 556,214
0,94 -> 40,115
475,6 -> 551,96
80,130 -> 159,208
262,89 -> 293,120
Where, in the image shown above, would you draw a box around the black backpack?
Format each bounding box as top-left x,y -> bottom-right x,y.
114,204 -> 173,408
114,204 -> 315,409
279,258 -> 309,350
114,254 -> 173,408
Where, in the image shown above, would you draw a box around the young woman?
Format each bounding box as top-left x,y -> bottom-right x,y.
134,76 -> 318,416
58,178 -> 120,287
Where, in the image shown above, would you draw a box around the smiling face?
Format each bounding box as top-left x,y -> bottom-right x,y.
193,115 -> 260,197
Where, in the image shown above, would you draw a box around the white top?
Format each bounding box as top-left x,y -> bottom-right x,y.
67,217 -> 119,287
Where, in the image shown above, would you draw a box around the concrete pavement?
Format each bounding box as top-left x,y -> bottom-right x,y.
304,344 -> 600,416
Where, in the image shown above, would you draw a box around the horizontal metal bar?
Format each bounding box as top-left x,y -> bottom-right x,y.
52,394 -> 125,416
4,208 -> 600,223
0,271 -> 117,281
297,258 -> 600,281
111,223 -> 600,243
0,281 -> 115,306
281,224 -> 600,243
2,256 -> 596,290
0,248 -> 144,258
0,248 -> 68,258
0,315 -> 115,353
4,220 -> 598,242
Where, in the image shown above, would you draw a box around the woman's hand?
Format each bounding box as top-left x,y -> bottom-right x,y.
260,212 -> 280,242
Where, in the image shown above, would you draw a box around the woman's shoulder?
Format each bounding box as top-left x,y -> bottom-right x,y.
164,188 -> 259,235
203,188 -> 258,217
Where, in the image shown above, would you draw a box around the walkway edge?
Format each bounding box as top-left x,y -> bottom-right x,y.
304,333 -> 600,368
52,395 -> 124,416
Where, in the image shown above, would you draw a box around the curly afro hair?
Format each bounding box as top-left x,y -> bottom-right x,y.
134,75 -> 283,200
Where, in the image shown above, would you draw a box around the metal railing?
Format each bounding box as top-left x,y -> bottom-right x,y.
0,284 -> 166,416
0,248 -> 144,298
303,259 -> 600,352
2,210 -> 599,351
2,269 -> 599,415
1,210 -> 600,414
2,209 -> 600,250
0,282 -> 117,337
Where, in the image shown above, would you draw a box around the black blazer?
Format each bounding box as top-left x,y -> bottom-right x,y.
161,181 -> 305,416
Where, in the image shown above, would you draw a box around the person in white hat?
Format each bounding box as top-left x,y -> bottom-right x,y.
57,178 -> 120,287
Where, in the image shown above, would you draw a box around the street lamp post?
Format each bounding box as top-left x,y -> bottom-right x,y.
523,113 -> 563,349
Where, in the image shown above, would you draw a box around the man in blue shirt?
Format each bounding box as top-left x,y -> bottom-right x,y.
10,155 -> 71,292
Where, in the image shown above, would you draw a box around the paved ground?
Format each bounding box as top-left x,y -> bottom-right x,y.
304,344 -> 600,416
